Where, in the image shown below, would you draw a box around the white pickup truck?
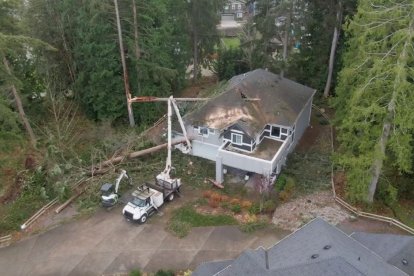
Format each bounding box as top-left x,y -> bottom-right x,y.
122,179 -> 181,223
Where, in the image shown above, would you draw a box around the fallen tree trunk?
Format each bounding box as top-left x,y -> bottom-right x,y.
90,138 -> 188,175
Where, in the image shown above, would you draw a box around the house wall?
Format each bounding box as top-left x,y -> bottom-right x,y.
222,124 -> 255,152
187,125 -> 223,146
291,95 -> 313,151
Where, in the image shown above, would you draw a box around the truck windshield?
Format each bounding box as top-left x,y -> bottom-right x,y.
131,198 -> 146,207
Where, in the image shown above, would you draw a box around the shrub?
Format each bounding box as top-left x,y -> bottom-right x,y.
239,220 -> 268,233
155,269 -> 175,276
248,203 -> 261,215
275,174 -> 287,192
231,204 -> 242,214
220,194 -> 230,202
168,220 -> 192,238
241,200 -> 252,209
263,200 -> 276,213
285,176 -> 296,193
220,201 -> 230,209
208,198 -> 219,208
203,190 -> 213,199
377,182 -> 398,206
129,269 -> 142,276
279,191 -> 291,202
230,198 -> 241,205
210,192 -> 222,202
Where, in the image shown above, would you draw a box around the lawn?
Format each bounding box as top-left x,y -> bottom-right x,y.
168,205 -> 238,238
221,37 -> 240,48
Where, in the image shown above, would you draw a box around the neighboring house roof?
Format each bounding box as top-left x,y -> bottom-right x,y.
184,69 -> 315,137
351,232 -> 414,275
192,218 -> 409,276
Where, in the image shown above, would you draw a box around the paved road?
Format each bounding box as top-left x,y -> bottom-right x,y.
0,208 -> 288,276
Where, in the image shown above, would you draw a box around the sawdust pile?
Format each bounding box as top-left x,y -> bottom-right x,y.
272,191 -> 351,231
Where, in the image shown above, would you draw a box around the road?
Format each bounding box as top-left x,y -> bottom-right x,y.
0,207 -> 288,276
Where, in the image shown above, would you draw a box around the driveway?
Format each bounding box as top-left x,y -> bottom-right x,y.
0,207 -> 288,276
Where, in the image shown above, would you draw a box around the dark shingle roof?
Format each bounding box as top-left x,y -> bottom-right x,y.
192,260 -> 234,276
351,232 -> 414,275
184,69 -> 315,137
193,218 -> 409,276
266,218 -> 405,276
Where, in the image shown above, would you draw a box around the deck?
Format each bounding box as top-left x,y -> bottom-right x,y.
224,138 -> 283,161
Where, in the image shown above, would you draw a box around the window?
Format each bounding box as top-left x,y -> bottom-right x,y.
231,4 -> 235,9
231,133 -> 243,145
237,12 -> 243,18
198,127 -> 208,137
208,128 -> 215,134
281,128 -> 288,134
271,126 -> 280,137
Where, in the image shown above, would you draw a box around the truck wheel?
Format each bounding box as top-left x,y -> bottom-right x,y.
139,214 -> 148,224
168,193 -> 174,201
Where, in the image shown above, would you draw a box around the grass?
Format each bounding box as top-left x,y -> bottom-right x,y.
239,220 -> 268,233
221,37 -> 240,48
391,203 -> 414,229
168,205 -> 238,237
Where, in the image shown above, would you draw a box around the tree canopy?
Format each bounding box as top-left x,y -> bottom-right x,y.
334,0 -> 414,202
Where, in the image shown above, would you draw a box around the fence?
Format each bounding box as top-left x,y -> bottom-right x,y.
312,104 -> 414,235
0,234 -> 12,248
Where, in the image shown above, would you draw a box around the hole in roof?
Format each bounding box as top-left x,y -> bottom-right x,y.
402,259 -> 408,266
323,245 -> 331,250
311,254 -> 319,259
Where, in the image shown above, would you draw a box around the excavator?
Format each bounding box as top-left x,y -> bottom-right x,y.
100,169 -> 131,207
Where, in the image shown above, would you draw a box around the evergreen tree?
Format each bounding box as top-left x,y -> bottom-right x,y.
334,0 -> 414,202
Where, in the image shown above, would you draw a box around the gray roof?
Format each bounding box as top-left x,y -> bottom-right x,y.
351,232 -> 414,275
184,69 -> 315,137
192,260 -> 234,276
194,218 -> 408,276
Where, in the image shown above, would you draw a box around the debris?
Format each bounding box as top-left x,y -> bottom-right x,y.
207,178 -> 224,189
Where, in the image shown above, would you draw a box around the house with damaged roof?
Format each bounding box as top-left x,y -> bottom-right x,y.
174,69 -> 316,183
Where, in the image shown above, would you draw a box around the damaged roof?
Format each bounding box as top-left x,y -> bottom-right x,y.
184,69 -> 315,137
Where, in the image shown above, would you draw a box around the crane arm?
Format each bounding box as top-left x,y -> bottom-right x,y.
171,98 -> 192,152
114,169 -> 128,194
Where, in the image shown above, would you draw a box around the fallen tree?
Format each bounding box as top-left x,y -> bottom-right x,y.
90,138 -> 189,175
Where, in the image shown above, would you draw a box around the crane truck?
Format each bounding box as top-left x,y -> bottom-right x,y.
122,96 -> 191,223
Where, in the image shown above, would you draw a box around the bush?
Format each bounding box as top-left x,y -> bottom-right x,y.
202,190 -> 214,199
220,194 -> 230,202
241,200 -> 252,209
168,206 -> 238,237
230,198 -> 241,205
208,198 -> 220,208
231,204 -> 242,214
248,203 -> 260,215
279,191 -> 290,202
168,220 -> 192,238
377,182 -> 398,206
220,201 -> 230,209
155,269 -> 175,276
239,220 -> 268,233
210,192 -> 222,202
263,200 -> 276,213
275,174 -> 287,192
129,269 -> 142,276
285,177 -> 296,193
